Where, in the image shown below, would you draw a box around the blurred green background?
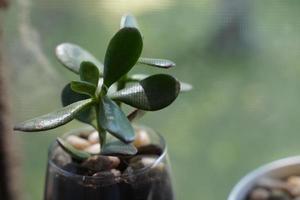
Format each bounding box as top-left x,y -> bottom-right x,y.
4,0 -> 300,199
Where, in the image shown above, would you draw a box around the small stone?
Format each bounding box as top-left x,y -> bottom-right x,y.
287,176 -> 300,187
81,155 -> 120,171
88,131 -> 99,144
110,169 -> 121,177
133,129 -> 151,148
129,155 -> 159,169
84,143 -> 101,154
66,135 -> 90,150
249,188 -> 270,200
107,156 -> 121,169
269,189 -> 290,200
287,176 -> 300,196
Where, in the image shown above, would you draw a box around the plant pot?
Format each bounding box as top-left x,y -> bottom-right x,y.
228,155 -> 300,200
44,125 -> 174,200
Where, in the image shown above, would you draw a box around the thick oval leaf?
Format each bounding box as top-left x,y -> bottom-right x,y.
14,99 -> 94,132
180,81 -> 193,92
61,84 -> 96,125
56,43 -> 103,74
104,28 -> 143,87
79,61 -> 100,86
138,58 -> 175,69
71,81 -> 96,97
101,140 -> 137,156
57,138 -> 91,161
109,74 -> 180,111
98,96 -> 135,143
120,14 -> 139,29
127,109 -> 146,122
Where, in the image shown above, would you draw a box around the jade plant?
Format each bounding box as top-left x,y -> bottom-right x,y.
14,14 -> 192,160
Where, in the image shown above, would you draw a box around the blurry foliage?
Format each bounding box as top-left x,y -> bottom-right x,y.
4,0 -> 300,200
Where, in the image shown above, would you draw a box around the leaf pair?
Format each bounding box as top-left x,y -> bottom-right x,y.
70,61 -> 100,97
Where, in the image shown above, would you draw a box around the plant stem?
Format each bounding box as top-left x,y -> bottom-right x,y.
95,106 -> 106,148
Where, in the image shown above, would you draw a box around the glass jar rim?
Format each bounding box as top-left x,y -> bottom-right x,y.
47,125 -> 168,182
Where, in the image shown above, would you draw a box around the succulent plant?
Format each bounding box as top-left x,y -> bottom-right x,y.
14,14 -> 192,159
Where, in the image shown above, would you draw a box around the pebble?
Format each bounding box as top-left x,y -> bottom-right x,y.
269,189 -> 290,200
81,155 -> 120,171
88,131 -> 99,144
107,156 -> 121,169
110,169 -> 121,177
84,143 -> 101,154
66,135 -> 90,150
133,129 -> 151,148
287,176 -> 300,187
129,155 -> 159,169
249,188 -> 270,200
287,176 -> 300,196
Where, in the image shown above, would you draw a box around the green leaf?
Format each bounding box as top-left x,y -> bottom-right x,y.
138,58 -> 175,69
57,138 -> 91,161
120,14 -> 139,29
180,81 -> 193,92
101,140 -> 137,156
110,74 -> 180,111
79,61 -> 100,86
14,99 -> 94,132
71,81 -> 96,97
127,109 -> 146,122
98,96 -> 135,143
61,84 -> 96,125
56,43 -> 103,74
104,27 -> 143,87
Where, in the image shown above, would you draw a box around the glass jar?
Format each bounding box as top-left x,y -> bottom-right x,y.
44,126 -> 174,200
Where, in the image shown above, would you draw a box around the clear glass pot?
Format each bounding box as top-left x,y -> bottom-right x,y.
44,126 -> 174,200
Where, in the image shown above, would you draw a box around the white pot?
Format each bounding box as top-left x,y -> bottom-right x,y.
228,156 -> 300,200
